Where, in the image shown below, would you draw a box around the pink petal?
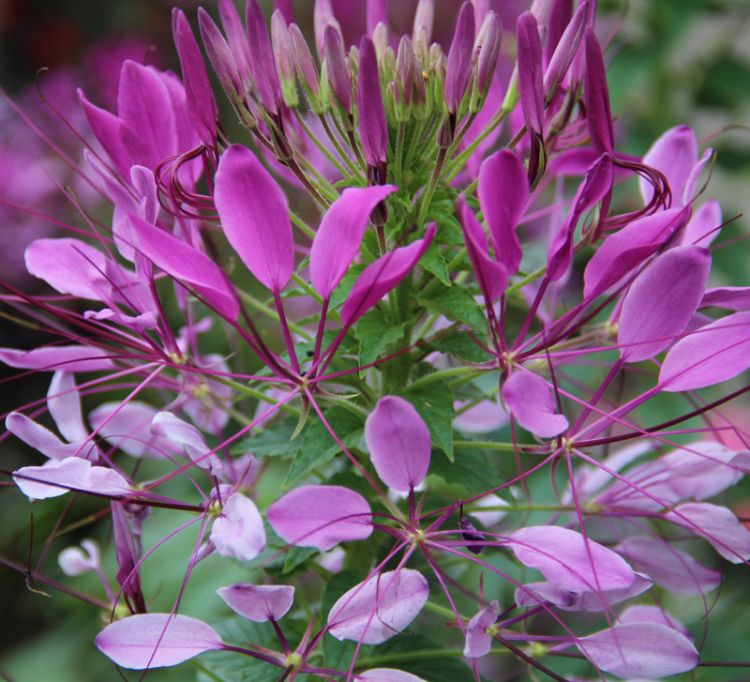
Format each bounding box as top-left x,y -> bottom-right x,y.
47,371 -> 89,444
327,569 -> 429,644
616,535 -> 721,595
210,492 -> 266,561
358,37 -> 388,165
444,3 -> 475,113
89,401 -> 169,459
619,604 -> 689,635
342,225 -> 436,325
502,371 -> 568,439
214,144 -> 294,292
14,457 -> 130,500
509,526 -> 635,592
457,195 -> 509,301
701,286 -> 750,311
267,484 -> 373,550
151,412 -> 221,473
583,29 -> 614,154
618,245 -> 711,362
583,206 -> 691,299
680,198 -> 721,247
464,600 -> 499,658
25,238 -> 109,300
131,215 -> 238,320
364,395 -> 431,493
517,12 -> 545,137
0,345 -> 114,372
639,125 -> 698,207
6,412 -> 78,461
95,613 -> 223,669
665,502 -> 750,564
217,583 -> 294,621
310,185 -> 398,299
358,670 -> 427,682
660,311 -> 750,392
577,622 -> 698,679
478,151 -> 528,276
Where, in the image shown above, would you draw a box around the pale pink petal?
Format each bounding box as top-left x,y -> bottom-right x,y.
89,401 -> 169,458
14,457 -> 130,500
327,569 -> 429,644
0,345 -> 114,372
639,125 -> 698,207
95,613 -> 222,669
210,492 -> 266,562
358,669 -> 427,682
364,396 -> 431,493
464,600 -> 499,658
47,372 -> 89,444
267,485 -> 373,551
217,583 -> 294,621
502,371 -> 568,438
6,412 -> 78,461
680,198 -> 721,247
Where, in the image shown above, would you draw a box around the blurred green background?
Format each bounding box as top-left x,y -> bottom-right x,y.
0,0 -> 749,680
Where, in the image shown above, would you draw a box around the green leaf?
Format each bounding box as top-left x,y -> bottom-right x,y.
283,545 -> 318,574
429,448 -> 495,496
430,332 -> 492,363
417,284 -> 486,333
231,418 -> 298,456
401,381 -> 455,460
420,243 -> 451,286
330,263 -> 366,310
355,308 -> 407,366
284,407 -> 365,487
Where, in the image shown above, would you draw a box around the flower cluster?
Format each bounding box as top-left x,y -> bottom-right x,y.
2,1 -> 749,680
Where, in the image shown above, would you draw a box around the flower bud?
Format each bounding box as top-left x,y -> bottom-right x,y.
324,24 -> 353,113
372,21 -> 389,60
271,10 -> 299,108
314,0 -> 341,56
394,35 -> 416,116
357,37 -> 389,175
246,0 -> 283,115
444,2 -> 476,114
543,0 -> 587,100
412,0 -> 434,55
58,539 -> 100,576
474,11 -> 502,101
198,8 -> 241,94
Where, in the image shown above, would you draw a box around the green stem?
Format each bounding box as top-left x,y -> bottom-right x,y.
237,290 -> 313,342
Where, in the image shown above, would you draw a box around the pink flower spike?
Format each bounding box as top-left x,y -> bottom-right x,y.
214,144 -> 295,292
358,669 -> 427,682
444,2 -> 475,114
172,9 -> 218,147
13,457 -> 131,501
0,345 -> 114,372
509,526 -> 635,592
583,206 -> 691,299
130,215 -> 239,321
660,311 -> 750,392
616,536 -> 721,595
639,124 -> 698,207
310,185 -> 398,299
665,502 -> 750,564
618,245 -> 711,363
501,371 -> 568,439
267,484 -> 373,550
456,196 -> 508,301
358,37 -> 389,170
210,492 -> 267,562
327,569 -> 429,644
477,150 -> 528,276
463,600 -> 499,658
342,224 -> 436,325
576,622 -> 698,679
95,613 -> 223,669
217,583 -> 294,622
365,395 -> 431,493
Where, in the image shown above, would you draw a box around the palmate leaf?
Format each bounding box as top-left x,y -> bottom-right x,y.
417,284 -> 487,334
355,308 -> 407,366
399,381 -> 456,460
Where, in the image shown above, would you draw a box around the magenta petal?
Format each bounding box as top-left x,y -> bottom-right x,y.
210,492 -> 266,561
616,536 -> 721,595
267,484 -> 373,550
173,9 -> 218,147
310,185 -> 398,299
665,502 -> 750,564
325,25 -> 353,112
577,622 -> 698,679
701,286 -> 750,311
6,412 -> 79,461
0,345 -> 114,372
342,225 -> 436,325
640,124 -> 698,207
358,37 -> 389,167
509,525 -> 635,592
444,2 -> 475,113
618,245 -> 711,362
217,583 -> 294,622
680,198 -> 721,247
214,144 -> 294,292
365,395 -> 431,493
358,669 -> 427,682
516,12 -> 544,136
583,29 -> 614,154
14,457 -> 130,500
463,600 -> 499,658
327,568 -> 429,644
478,151 -> 528,275
583,206 -> 691,299
245,0 -> 282,114
131,215 -> 239,320
502,371 -> 568,439
25,238 -> 109,300
660,311 -> 750,391
95,614 -> 223,669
